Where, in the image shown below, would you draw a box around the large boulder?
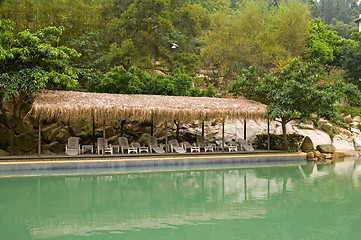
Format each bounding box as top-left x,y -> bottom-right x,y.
42,123 -> 59,142
354,137 -> 361,150
6,146 -> 24,155
299,121 -> 314,130
55,129 -> 69,144
138,133 -> 151,146
0,149 -> 10,156
300,136 -> 314,152
70,118 -> 91,136
105,126 -> 116,138
316,144 -> 336,153
353,116 -> 361,122
0,126 -> 9,149
15,121 -> 33,135
15,132 -> 38,152
48,141 -> 63,154
343,115 -> 353,123
48,127 -> 62,143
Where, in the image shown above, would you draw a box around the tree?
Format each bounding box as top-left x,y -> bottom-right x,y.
341,33 -> 361,89
304,19 -> 340,65
201,0 -> 310,81
0,20 -> 79,154
228,59 -> 346,149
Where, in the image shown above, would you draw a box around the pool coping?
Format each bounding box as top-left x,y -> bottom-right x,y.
0,152 -> 307,171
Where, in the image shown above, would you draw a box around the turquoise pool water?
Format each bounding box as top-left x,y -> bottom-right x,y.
1,159 -> 361,239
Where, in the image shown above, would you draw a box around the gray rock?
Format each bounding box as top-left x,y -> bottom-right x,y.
105,126 -> 116,138
353,116 -> 361,122
316,144 -> 336,153
15,121 -> 33,135
55,129 -> 69,144
15,132 -> 38,152
42,123 -> 58,142
0,149 -> 10,156
138,133 -> 151,146
299,122 -> 314,130
300,136 -> 314,152
0,126 -> 9,149
354,137 -> 361,150
48,141 -> 63,154
343,115 -> 353,123
321,122 -> 333,134
70,118 -> 91,136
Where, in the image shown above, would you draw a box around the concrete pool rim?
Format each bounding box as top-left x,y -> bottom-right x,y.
0,152 -> 307,171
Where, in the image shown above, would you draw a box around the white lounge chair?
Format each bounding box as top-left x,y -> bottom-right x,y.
181,141 -> 200,153
169,139 -> 186,153
196,135 -> 214,152
118,137 -> 130,153
130,142 -> 149,153
239,139 -> 254,151
147,136 -> 165,154
65,137 -> 81,155
97,137 -> 113,154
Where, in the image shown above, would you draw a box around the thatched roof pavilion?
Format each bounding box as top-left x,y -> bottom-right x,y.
31,90 -> 267,123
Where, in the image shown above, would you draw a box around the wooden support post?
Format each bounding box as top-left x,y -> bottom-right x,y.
244,119 -> 247,141
201,121 -> 205,137
92,113 -> 95,149
102,120 -> 106,156
38,117 -> 42,155
165,118 -> 168,154
222,119 -> 225,152
151,114 -> 154,136
267,118 -> 270,151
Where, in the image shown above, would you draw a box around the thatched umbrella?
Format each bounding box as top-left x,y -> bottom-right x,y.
30,90 -> 267,154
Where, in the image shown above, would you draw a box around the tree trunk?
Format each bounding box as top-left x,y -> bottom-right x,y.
281,117 -> 288,151
0,96 -> 21,155
174,120 -> 180,140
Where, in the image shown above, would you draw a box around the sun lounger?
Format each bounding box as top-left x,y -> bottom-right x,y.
65,137 -> 81,155
130,142 -> 149,153
97,137 -> 113,154
118,137 -> 130,153
181,141 -> 200,153
196,135 -> 215,152
169,139 -> 186,153
147,136 -> 165,154
239,139 -> 254,151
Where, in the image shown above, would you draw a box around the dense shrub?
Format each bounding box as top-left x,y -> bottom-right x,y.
255,133 -> 304,152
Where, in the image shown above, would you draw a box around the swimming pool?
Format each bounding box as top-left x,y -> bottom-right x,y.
1,159 -> 360,239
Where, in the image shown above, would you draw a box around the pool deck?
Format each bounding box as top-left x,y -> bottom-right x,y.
0,151 -> 307,171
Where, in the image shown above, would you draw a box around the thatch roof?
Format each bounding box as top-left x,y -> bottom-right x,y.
30,90 -> 267,123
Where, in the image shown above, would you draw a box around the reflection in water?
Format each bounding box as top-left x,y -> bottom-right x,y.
1,160 -> 361,239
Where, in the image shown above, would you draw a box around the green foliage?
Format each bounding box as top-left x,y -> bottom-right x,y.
0,19 -> 79,101
229,60 -> 347,122
255,133 -> 304,152
341,33 -> 361,89
201,0 -> 310,78
228,59 -> 349,146
337,104 -> 361,117
95,66 -> 216,97
304,19 -> 340,65
0,19 -> 79,155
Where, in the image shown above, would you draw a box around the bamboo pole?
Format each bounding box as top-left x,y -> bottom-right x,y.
267,118 -> 270,151
38,117 -> 41,155
222,118 -> 225,152
92,113 -> 95,149
201,121 -> 205,137
165,117 -> 168,154
244,119 -> 247,141
102,120 -> 105,156
151,113 -> 154,136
